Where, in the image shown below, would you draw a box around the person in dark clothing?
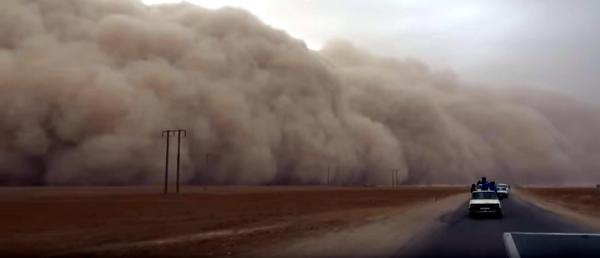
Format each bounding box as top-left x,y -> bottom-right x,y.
478,177 -> 488,190
481,179 -> 490,190
470,184 -> 477,193
490,181 -> 497,191
481,182 -> 490,190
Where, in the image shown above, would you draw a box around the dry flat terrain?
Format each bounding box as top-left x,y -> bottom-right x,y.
521,187 -> 600,222
0,186 -> 463,257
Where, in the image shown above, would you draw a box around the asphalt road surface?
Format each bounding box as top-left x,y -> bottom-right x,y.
399,194 -> 594,258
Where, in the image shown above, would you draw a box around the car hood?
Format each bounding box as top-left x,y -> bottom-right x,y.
469,199 -> 500,205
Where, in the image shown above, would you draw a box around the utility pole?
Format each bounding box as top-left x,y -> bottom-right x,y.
175,129 -> 187,194
392,169 -> 400,188
395,169 -> 402,188
162,129 -> 187,194
162,130 -> 174,194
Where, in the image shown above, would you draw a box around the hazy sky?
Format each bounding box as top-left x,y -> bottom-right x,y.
142,0 -> 600,99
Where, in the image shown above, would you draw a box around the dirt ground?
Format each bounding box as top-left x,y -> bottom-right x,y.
520,187 -> 600,220
0,186 -> 464,257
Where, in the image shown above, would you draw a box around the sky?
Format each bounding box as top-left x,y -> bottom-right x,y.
142,0 -> 600,100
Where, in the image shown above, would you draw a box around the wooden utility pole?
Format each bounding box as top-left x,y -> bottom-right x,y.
391,169 -> 400,188
162,130 -> 174,194
175,129 -> 187,194
162,129 -> 187,194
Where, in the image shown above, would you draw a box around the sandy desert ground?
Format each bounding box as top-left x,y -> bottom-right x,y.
0,186 -> 464,257
521,187 -> 600,217
520,187 -> 600,230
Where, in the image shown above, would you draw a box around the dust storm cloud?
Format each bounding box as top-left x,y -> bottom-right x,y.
1,0 -> 599,185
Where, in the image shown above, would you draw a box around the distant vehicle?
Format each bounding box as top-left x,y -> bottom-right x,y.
497,183 -> 510,199
469,190 -> 502,218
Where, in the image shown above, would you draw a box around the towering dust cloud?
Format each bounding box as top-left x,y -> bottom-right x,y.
1,0 -> 599,185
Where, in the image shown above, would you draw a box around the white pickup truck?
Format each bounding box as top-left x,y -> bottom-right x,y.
497,183 -> 510,199
469,190 -> 502,218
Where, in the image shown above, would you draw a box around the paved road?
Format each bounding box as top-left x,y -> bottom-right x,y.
399,194 -> 593,258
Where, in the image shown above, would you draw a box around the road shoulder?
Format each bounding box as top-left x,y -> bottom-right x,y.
515,189 -> 600,231
255,193 -> 468,258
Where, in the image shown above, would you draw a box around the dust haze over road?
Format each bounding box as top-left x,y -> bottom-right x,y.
1,0 -> 600,185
